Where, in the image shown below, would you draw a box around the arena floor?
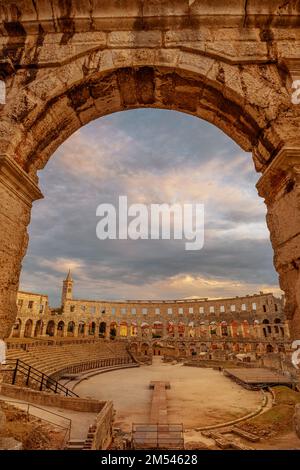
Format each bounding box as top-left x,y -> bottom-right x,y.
75,358 -> 262,433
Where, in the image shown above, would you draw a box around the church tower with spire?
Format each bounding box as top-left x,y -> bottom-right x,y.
61,270 -> 73,306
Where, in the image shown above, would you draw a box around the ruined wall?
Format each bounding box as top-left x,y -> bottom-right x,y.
0,383 -> 105,412
89,400 -> 114,450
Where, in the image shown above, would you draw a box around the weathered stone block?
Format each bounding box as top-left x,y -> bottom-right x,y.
108,31 -> 162,48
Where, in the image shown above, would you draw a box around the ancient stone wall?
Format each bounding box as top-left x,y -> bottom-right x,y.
89,401 -> 114,450
0,383 -> 105,412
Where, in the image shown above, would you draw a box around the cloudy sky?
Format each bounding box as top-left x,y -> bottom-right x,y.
19,109 -> 282,306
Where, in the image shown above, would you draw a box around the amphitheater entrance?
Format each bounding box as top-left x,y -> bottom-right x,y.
0,3 -> 300,346
67,321 -> 75,337
57,321 -> 65,337
46,320 -> 55,337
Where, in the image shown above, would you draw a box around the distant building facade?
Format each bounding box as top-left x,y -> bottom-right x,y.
11,272 -> 290,358
12,291 -> 49,338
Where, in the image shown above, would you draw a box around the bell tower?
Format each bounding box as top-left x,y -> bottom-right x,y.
61,269 -> 73,306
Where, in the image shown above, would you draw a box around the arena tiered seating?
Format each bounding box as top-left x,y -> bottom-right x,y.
5,340 -> 134,384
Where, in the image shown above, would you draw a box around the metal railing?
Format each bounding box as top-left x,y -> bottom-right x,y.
3,359 -> 79,397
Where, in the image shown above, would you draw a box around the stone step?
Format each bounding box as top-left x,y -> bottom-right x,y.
66,444 -> 84,450
67,439 -> 85,445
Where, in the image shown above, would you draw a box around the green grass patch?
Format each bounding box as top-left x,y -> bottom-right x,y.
272,386 -> 300,406
240,387 -> 300,437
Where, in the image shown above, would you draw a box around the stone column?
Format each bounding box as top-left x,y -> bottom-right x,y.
40,320 -> 46,336
0,155 -> 43,340
73,323 -> 79,337
54,322 -> 59,337
257,148 -> 300,340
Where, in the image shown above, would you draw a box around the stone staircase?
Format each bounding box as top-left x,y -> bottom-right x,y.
65,424 -> 97,450
65,439 -> 85,450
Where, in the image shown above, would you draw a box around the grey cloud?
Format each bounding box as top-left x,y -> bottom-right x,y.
22,109 -> 277,305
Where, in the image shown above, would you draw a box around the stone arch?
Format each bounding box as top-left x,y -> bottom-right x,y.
153,342 -> 163,356
120,322 -> 128,338
130,322 -> 137,337
178,342 -> 186,356
221,321 -> 228,337
57,320 -> 65,337
274,317 -> 282,335
67,321 -> 75,337
266,344 -> 274,353
129,342 -> 138,356
141,343 -> 150,356
262,319 -> 271,338
6,61 -> 281,176
188,321 -> 195,338
141,322 -> 150,338
199,322 -> 206,337
24,319 -> 33,338
99,321 -> 107,338
209,322 -> 217,337
109,322 -> 117,340
152,321 -> 163,338
11,318 -> 22,338
242,319 -> 250,338
46,320 -> 55,337
178,322 -> 185,338
231,320 -> 239,338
